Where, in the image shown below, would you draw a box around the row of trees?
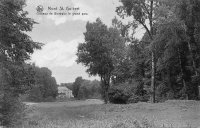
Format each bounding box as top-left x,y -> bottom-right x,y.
27,66 -> 58,102
64,77 -> 101,100
77,0 -> 200,103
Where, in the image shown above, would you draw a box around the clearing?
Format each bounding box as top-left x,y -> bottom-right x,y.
24,99 -> 200,128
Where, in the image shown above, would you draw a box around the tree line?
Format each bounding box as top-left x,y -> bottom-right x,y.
63,77 -> 101,100
77,0 -> 200,104
26,66 -> 58,102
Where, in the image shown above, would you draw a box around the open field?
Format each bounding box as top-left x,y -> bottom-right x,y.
23,100 -> 200,128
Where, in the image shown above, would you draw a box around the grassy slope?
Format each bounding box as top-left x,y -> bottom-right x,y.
24,100 -> 200,128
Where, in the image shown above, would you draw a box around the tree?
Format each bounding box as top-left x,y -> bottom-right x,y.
116,0 -> 158,103
152,13 -> 191,99
72,77 -> 83,98
28,66 -> 58,102
77,79 -> 101,99
113,0 -> 200,101
147,0 -> 200,100
38,67 -> 58,99
177,0 -> 200,99
0,0 -> 41,126
61,83 -> 73,90
77,18 -> 125,103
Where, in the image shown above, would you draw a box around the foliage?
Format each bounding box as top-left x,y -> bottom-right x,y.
151,0 -> 200,100
108,81 -> 148,104
28,87 -> 43,102
61,83 -> 73,90
76,18 -> 125,103
108,83 -> 132,104
72,77 -> 84,98
113,0 -> 200,102
27,66 -> 58,102
116,0 -> 159,103
71,77 -> 101,100
0,0 -> 41,126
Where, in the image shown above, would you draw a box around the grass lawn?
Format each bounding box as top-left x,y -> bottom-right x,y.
23,100 -> 200,128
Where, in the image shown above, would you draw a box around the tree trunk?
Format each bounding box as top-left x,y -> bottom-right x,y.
150,52 -> 156,103
149,0 -> 156,103
166,68 -> 175,99
137,0 -> 156,103
101,75 -> 110,104
104,88 -> 109,104
187,39 -> 198,76
178,47 -> 188,100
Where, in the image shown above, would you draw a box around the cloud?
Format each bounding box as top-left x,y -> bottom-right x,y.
47,15 -> 68,25
31,39 -> 83,68
72,1 -> 100,22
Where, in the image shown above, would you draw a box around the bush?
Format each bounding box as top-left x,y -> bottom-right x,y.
108,83 -> 133,104
108,81 -> 149,104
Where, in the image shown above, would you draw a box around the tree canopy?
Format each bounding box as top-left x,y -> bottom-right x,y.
77,0 -> 200,103
76,18 -> 126,103
0,0 -> 42,126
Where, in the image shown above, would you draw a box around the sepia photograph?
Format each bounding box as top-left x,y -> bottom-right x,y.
0,0 -> 200,127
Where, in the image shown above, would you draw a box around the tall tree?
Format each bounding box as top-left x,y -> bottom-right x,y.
76,18 -> 125,103
116,0 -> 158,103
151,0 -> 200,100
0,0 -> 41,126
153,13 -> 191,99
177,0 -> 200,99
178,0 -> 200,73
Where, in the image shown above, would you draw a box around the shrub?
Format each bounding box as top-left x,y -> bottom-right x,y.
109,81 -> 149,104
108,83 -> 133,104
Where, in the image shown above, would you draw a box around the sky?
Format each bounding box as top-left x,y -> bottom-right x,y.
24,0 -> 145,84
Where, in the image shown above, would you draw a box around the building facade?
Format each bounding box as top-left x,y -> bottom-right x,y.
58,86 -> 73,98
